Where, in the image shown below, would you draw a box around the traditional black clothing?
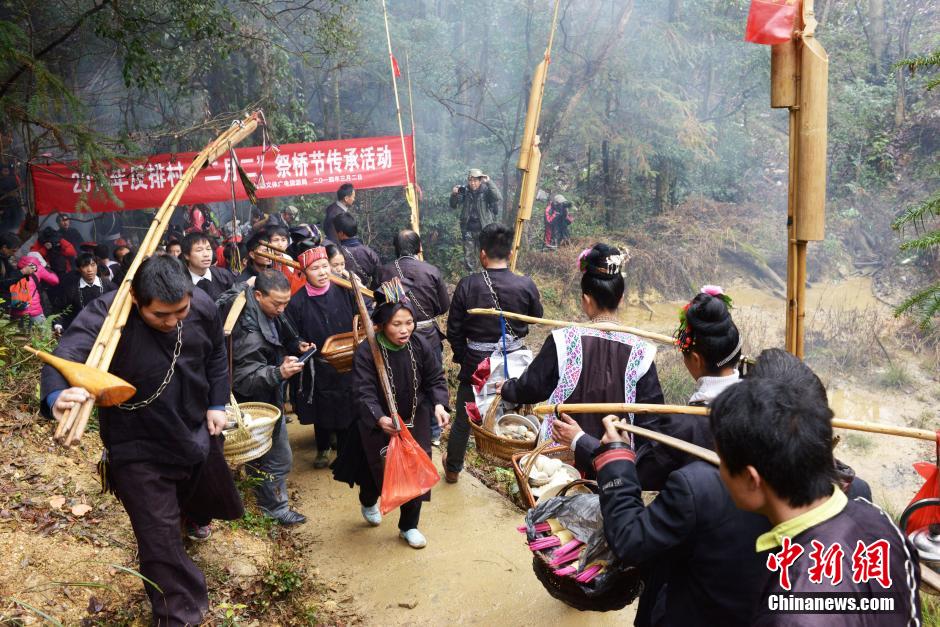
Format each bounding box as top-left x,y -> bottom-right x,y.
322,200 -> 350,244
378,255 -> 450,358
594,445 -> 772,627
39,289 -> 242,626
445,267 -> 542,474
334,332 -> 449,529
58,272 -> 117,329
188,265 -> 236,302
500,326 -> 663,475
339,237 -> 382,289
284,281 -> 356,452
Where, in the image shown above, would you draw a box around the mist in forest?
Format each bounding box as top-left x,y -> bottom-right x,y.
1,0 -> 938,286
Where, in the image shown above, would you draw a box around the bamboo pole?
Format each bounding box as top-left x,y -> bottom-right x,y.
533,403 -> 708,416
52,113 -> 261,445
223,291 -> 248,336
251,248 -> 376,298
612,421 -> 720,466
380,0 -> 419,235
349,272 -> 400,429
533,402 -> 937,443
467,307 -> 674,345
508,0 -> 561,272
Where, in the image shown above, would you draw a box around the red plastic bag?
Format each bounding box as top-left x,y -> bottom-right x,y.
380,422 -> 439,515
904,461 -> 940,534
745,0 -> 798,45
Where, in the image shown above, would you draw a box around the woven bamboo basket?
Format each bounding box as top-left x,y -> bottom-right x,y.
512,439 -> 578,509
528,480 -> 642,612
319,315 -> 365,373
469,393 -> 537,466
223,398 -> 281,466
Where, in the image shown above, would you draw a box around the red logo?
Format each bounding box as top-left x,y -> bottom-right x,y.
766,537 -> 805,591
851,540 -> 892,589
807,540 -> 845,585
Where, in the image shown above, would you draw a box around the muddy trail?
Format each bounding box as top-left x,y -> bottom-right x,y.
287,423 -> 634,624
286,275 -> 937,624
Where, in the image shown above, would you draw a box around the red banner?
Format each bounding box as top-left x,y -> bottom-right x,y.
31,135 -> 415,215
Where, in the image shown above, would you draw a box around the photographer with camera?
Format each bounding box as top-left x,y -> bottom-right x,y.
449,168 -> 502,271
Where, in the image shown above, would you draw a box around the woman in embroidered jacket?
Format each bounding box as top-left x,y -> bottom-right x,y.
285,246 -> 357,468
334,279 -> 450,549
499,244 -> 664,475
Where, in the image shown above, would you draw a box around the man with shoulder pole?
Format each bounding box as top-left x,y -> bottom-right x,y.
40,255 -> 243,626
450,168 -> 502,271
226,269 -> 312,525
445,224 -> 542,481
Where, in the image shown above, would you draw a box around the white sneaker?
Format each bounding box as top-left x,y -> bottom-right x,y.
399,528 -> 427,549
361,504 -> 382,526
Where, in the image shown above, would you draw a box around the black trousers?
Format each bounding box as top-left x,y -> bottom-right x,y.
110,438 -> 243,627
315,426 -> 347,454
358,470 -> 421,531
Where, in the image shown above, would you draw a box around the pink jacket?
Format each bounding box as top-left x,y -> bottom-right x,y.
14,255 -> 59,317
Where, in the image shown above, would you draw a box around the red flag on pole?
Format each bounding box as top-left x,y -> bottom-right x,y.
744,0 -> 798,45
391,54 -> 402,78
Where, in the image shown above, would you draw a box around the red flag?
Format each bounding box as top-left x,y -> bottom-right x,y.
391,54 -> 402,78
744,0 -> 798,45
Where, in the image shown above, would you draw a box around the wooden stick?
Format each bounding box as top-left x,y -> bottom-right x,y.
55,113 -> 261,445
612,421 -> 720,466
223,291 -> 248,336
468,308 -> 674,345
532,403 -> 708,416
831,419 -> 937,443
251,248 -> 376,298
534,403 -> 937,443
348,273 -> 400,430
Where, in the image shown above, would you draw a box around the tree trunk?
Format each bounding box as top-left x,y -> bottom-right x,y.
668,0 -> 681,23
867,0 -> 886,77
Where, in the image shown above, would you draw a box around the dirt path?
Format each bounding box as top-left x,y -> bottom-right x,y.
286,423 -> 635,625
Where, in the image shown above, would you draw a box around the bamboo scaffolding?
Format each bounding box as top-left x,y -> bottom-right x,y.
509,0 -> 562,272
48,112 -> 261,445
251,247 -> 375,298
467,308 -> 673,345
533,402 -> 937,442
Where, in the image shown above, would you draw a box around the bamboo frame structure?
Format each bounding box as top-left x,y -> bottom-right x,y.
508,0 -> 562,272
777,0 -> 828,358
49,112 -> 261,445
533,402 -> 937,442
467,307 -> 674,345
251,247 -> 376,299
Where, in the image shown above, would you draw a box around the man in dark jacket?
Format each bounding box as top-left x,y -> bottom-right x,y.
450,168 -> 502,270
711,378 -> 921,626
445,223 -> 542,481
225,270 -> 311,525
0,232 -> 23,305
322,183 -> 355,244
181,232 -> 236,302
56,213 -> 84,251
41,256 -> 242,626
333,212 -> 381,290
55,253 -> 117,331
237,230 -> 274,283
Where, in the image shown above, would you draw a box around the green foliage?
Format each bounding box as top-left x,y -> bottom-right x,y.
228,509 -> 277,537
828,80 -> 897,195
896,48 -> 940,91
261,562 -> 303,599
879,362 -> 912,389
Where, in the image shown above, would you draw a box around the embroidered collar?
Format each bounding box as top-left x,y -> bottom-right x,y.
377,332 -> 406,352
755,487 -> 847,552
688,371 -> 741,405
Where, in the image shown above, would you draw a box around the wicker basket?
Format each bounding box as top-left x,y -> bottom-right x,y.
223,398 -> 281,466
469,393 -> 537,467
529,480 -> 643,612
319,315 -> 365,373
512,439 -> 578,509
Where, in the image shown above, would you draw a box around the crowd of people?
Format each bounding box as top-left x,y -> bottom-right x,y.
27,170 -> 925,625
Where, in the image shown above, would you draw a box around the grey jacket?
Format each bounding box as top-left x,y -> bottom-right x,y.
220,284 -> 298,406
449,182 -> 502,232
